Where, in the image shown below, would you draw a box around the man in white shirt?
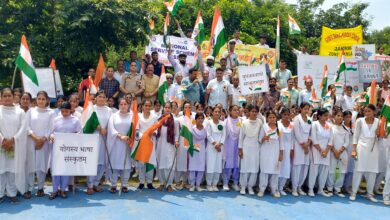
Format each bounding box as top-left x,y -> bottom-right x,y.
220,58 -> 233,82
298,75 -> 313,105
271,59 -> 292,89
288,40 -> 309,57
257,35 -> 269,48
205,68 -> 232,109
337,85 -> 354,112
231,30 -> 243,44
223,40 -> 239,70
229,75 -> 244,106
168,43 -> 190,78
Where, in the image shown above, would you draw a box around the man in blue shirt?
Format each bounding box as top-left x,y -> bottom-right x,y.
181,68 -> 201,105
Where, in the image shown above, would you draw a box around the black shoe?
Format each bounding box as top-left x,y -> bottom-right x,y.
137,184 -> 145,190
147,183 -> 155,190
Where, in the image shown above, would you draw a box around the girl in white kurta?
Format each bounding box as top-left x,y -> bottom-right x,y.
326,110 -> 349,197
174,101 -> 193,190
291,102 -> 312,196
107,98 -> 133,193
206,106 -> 226,192
308,108 -> 332,197
238,105 -> 262,195
156,102 -> 180,192
0,88 -> 27,203
350,104 -> 380,202
25,91 -> 55,198
342,110 -> 355,193
188,113 -> 207,192
277,108 -> 294,196
258,111 -> 283,198
86,91 -> 112,194
135,100 -> 158,190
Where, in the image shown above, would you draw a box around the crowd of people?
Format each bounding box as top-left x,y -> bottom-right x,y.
0,34 -> 389,207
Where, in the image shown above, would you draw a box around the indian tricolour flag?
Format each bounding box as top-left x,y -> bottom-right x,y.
163,12 -> 170,48
320,64 -> 328,98
180,109 -> 199,157
164,0 -> 183,16
191,11 -> 205,44
335,49 -> 345,83
288,15 -> 301,35
276,15 -> 280,69
81,91 -> 100,134
381,96 -> 390,121
15,35 -> 39,93
157,65 -> 168,106
209,5 -> 226,57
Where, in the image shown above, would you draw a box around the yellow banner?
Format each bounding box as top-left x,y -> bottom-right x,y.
200,41 -> 276,71
320,25 -> 363,57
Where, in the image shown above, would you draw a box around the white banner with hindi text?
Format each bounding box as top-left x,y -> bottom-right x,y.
238,65 -> 269,95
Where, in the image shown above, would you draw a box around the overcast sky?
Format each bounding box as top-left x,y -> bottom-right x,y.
284,0 -> 388,32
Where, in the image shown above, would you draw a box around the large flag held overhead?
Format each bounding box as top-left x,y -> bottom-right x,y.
15,35 -> 38,86
276,16 -> 280,69
288,15 -> 301,35
320,65 -> 328,98
157,65 -> 168,106
335,49 -> 345,83
209,5 -> 226,57
81,91 -> 100,134
131,114 -> 170,172
127,99 -> 139,149
94,53 -> 105,88
191,11 -> 205,44
164,0 -> 183,16
180,109 -> 199,157
163,12 -> 170,48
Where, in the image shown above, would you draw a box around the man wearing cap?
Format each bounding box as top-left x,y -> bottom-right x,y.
257,35 -> 269,48
223,40 -> 239,71
298,75 -> 313,105
168,43 -> 190,78
198,44 -> 216,80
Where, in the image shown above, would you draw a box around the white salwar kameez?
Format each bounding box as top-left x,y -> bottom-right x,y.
278,121 -> 294,192
343,123 -> 355,192
327,124 -> 349,193
0,106 -> 27,197
135,113 -> 158,184
291,114 -> 311,192
258,123 -> 283,193
308,121 -> 332,195
87,106 -> 112,188
156,115 -> 179,186
107,111 -> 133,187
25,107 -> 55,191
238,119 -> 262,189
206,120 -> 226,187
351,118 -> 380,196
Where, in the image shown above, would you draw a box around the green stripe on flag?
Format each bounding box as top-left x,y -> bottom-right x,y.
15,54 -> 38,86
195,23 -> 205,44
212,28 -> 226,57
83,112 -> 100,134
146,163 -> 154,173
157,81 -> 168,106
180,124 -> 198,157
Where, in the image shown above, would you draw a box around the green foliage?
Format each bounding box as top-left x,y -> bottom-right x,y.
0,0 -> 385,92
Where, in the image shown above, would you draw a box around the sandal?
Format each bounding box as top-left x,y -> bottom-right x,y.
49,192 -> 58,200
121,187 -> 129,193
109,187 -> 117,193
157,185 -> 165,192
167,185 -> 174,192
10,197 -> 19,204
23,191 -> 32,199
60,191 -> 67,199
86,188 -> 95,195
93,186 -> 103,193
36,189 -> 45,197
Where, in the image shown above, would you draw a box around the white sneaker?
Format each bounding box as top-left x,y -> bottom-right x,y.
196,186 -> 203,192
240,188 -> 246,195
257,191 -> 264,197
292,190 -> 299,197
248,187 -> 255,195
223,184 -> 230,191
153,176 -> 158,181
132,172 -> 138,178
384,196 -> 390,205
233,184 -> 240,192
189,185 -> 195,192
207,186 -> 213,192
366,194 -> 378,203
349,193 -> 356,201
273,191 -> 281,198
213,186 -> 219,192
298,188 -> 307,196
280,190 -> 287,196
335,191 -> 345,198
308,189 -> 315,197
319,191 -> 331,197
175,183 -> 183,191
